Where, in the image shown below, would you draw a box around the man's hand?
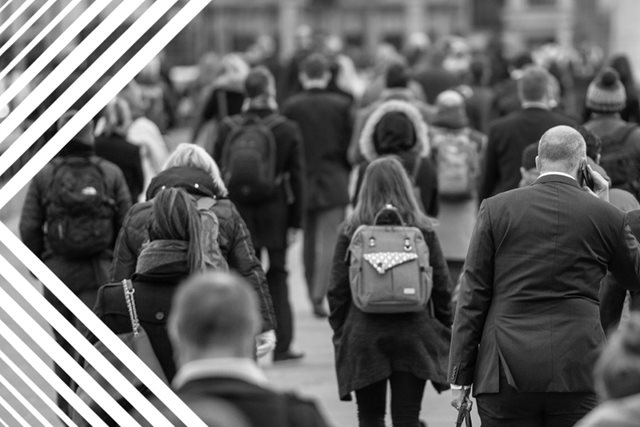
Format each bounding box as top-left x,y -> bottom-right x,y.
450,385 -> 472,410
585,164 -> 610,202
256,329 -> 276,358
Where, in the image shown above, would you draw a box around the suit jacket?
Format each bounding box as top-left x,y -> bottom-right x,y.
449,174 -> 640,395
282,88 -> 352,210
480,107 -> 576,201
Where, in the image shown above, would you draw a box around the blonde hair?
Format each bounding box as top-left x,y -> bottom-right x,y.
163,143 -> 228,197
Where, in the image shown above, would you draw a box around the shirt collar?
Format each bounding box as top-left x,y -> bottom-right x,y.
521,101 -> 550,110
537,171 -> 576,181
172,358 -> 268,390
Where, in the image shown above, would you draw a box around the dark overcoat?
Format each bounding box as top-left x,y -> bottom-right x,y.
328,223 -> 453,401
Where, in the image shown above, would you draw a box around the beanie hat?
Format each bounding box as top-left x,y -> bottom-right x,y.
373,111 -> 416,155
57,110 -> 95,145
432,90 -> 468,129
586,68 -> 626,113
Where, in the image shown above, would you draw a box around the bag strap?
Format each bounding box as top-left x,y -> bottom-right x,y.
373,204 -> 405,226
121,279 -> 141,336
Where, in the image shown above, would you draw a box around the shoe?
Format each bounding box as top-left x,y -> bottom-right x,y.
273,350 -> 305,362
312,303 -> 329,318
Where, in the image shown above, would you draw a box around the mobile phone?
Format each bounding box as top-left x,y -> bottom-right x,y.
578,160 -> 595,191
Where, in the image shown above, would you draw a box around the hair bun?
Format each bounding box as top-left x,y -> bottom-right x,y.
599,68 -> 620,88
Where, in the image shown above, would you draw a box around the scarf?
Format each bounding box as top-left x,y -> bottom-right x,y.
135,240 -> 192,274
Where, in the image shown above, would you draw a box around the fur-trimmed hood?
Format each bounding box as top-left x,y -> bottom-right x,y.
359,100 -> 430,161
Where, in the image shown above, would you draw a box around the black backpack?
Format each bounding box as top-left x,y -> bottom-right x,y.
600,123 -> 640,195
45,157 -> 116,258
220,114 -> 286,204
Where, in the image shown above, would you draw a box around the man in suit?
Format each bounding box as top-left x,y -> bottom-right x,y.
214,67 -> 305,362
449,125 -> 640,426
282,53 -> 352,318
480,65 -> 576,201
166,271 -> 330,427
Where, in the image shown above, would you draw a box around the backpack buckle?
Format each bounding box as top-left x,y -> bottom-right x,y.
404,237 -> 412,251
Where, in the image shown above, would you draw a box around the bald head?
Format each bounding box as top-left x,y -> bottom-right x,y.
537,126 -> 586,176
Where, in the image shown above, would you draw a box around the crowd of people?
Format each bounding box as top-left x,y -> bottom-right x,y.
14,27 -> 640,427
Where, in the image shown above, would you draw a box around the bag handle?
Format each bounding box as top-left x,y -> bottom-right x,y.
373,204 -> 405,226
121,279 -> 141,336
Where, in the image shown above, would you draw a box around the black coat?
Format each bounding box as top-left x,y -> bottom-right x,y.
282,88 -> 353,210
328,223 -> 452,401
109,167 -> 276,332
449,175 -> 640,395
480,107 -> 576,201
214,108 -> 305,249
95,133 -> 144,202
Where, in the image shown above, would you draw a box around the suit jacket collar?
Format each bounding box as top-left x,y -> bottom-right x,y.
173,357 -> 268,390
535,173 -> 581,189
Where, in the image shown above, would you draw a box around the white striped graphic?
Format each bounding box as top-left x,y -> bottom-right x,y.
0,252 -> 174,426
0,349 -> 76,427
0,0 -> 37,38
0,0 -> 60,60
0,372 -> 55,427
0,0 -> 178,178
0,0 -> 136,151
0,0 -> 84,82
0,393 -> 29,427
0,319 -> 108,427
0,0 -> 15,17
0,0 -> 113,116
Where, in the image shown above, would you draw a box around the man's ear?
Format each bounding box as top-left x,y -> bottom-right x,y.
520,167 -> 526,179
596,153 -> 601,165
535,156 -> 541,172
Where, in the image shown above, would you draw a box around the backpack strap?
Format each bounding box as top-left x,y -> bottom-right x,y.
216,90 -> 229,119
260,113 -> 287,130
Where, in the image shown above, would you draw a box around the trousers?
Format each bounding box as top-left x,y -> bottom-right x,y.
303,206 -> 345,304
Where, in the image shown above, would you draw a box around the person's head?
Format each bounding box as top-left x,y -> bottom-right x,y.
577,126 -> 602,164
168,271 -> 261,364
244,66 -> 276,100
299,53 -> 331,89
95,97 -> 132,137
517,65 -> 551,104
347,156 -> 431,235
536,125 -> 586,177
609,54 -> 636,90
519,143 -> 539,187
57,110 -> 95,146
163,143 -> 228,197
433,90 -> 468,129
385,61 -> 410,89
586,67 -> 626,115
214,54 -> 250,90
595,314 -> 640,400
119,81 -> 146,119
149,188 -> 208,272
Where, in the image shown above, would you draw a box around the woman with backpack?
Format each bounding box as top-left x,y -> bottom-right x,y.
355,99 -> 439,217
328,156 -> 453,427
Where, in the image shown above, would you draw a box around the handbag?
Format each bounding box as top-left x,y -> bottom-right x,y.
72,279 -> 168,426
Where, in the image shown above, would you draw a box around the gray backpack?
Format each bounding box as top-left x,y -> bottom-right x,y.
347,205 -> 432,313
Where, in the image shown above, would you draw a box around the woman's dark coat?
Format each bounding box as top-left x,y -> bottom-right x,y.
109,166 -> 276,332
328,222 -> 453,401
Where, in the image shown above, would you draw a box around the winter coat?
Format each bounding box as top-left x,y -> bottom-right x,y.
109,166 -> 276,332
95,246 -> 193,382
282,88 -> 353,211
355,100 -> 439,217
20,140 -> 132,295
328,222 -> 453,401
213,108 -> 305,249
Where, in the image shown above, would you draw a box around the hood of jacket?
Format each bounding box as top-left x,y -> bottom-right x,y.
359,100 -> 430,162
146,166 -> 226,200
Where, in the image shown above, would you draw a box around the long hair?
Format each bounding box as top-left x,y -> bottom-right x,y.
345,156 -> 432,236
163,143 -> 228,197
149,188 -> 206,272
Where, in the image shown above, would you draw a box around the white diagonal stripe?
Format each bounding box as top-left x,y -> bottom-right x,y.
0,0 -> 60,60
0,0 -> 137,150
0,349 -> 76,427
0,0 -> 37,38
0,0 -> 15,17
0,253 -> 174,426
0,371 -> 54,427
0,0 -> 113,115
0,320 -> 108,427
0,392 -> 29,427
0,0 -> 175,177
0,285 -> 142,427
0,0 -> 83,82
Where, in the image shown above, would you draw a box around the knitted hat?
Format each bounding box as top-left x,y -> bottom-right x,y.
373,111 -> 416,155
57,110 -> 95,145
432,90 -> 468,129
586,68 -> 626,113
